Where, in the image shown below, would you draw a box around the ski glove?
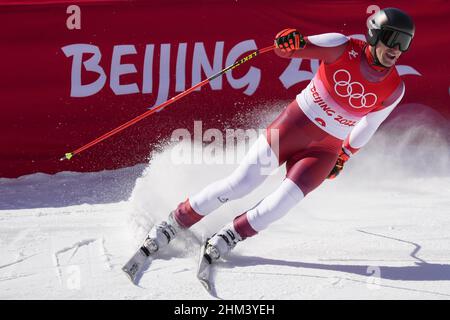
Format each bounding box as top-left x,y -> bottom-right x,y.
327,148 -> 351,180
275,28 -> 306,53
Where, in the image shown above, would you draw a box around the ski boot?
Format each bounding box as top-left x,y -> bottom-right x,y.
203,223 -> 242,262
140,211 -> 185,255
122,211 -> 184,283
197,223 -> 242,292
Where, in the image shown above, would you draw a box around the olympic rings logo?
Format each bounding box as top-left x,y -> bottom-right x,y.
333,69 -> 377,109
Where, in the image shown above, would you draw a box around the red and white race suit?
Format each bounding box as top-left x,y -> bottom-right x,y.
172,33 -> 405,238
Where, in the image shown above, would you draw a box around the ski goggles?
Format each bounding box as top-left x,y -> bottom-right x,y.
379,28 -> 413,52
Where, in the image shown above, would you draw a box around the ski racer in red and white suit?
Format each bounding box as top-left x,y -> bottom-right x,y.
156,29 -> 408,259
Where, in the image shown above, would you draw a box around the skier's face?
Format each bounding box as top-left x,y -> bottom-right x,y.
375,41 -> 402,67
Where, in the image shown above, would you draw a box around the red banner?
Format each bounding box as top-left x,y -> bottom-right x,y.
1,0 -> 449,178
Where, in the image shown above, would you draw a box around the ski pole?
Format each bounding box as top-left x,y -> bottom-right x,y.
60,44 -> 276,161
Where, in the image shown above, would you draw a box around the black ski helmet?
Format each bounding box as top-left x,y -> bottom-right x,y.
366,8 -> 415,52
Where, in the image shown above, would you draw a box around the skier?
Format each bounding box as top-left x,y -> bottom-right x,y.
136,8 -> 415,267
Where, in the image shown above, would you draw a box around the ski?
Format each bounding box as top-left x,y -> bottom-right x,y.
122,216 -> 180,284
122,235 -> 156,284
123,220 -> 203,285
197,241 -> 214,293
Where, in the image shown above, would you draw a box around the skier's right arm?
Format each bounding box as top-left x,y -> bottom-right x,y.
274,29 -> 348,64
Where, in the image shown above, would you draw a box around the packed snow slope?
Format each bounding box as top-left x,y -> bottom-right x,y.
1,105 -> 449,299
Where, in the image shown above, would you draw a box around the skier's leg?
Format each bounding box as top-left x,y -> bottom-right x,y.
204,177 -> 303,259
238,150 -> 339,235
173,134 -> 279,228
205,150 -> 339,259
146,105 -> 290,252
236,178 -> 304,236
172,99 -> 316,229
148,99 -> 334,252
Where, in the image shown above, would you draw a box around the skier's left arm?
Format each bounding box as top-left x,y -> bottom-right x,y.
328,81 -> 405,179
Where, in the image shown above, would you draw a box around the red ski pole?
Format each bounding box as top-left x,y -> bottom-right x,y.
60,44 -> 276,161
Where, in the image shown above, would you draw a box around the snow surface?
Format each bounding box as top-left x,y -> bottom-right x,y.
1,109 -> 449,300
